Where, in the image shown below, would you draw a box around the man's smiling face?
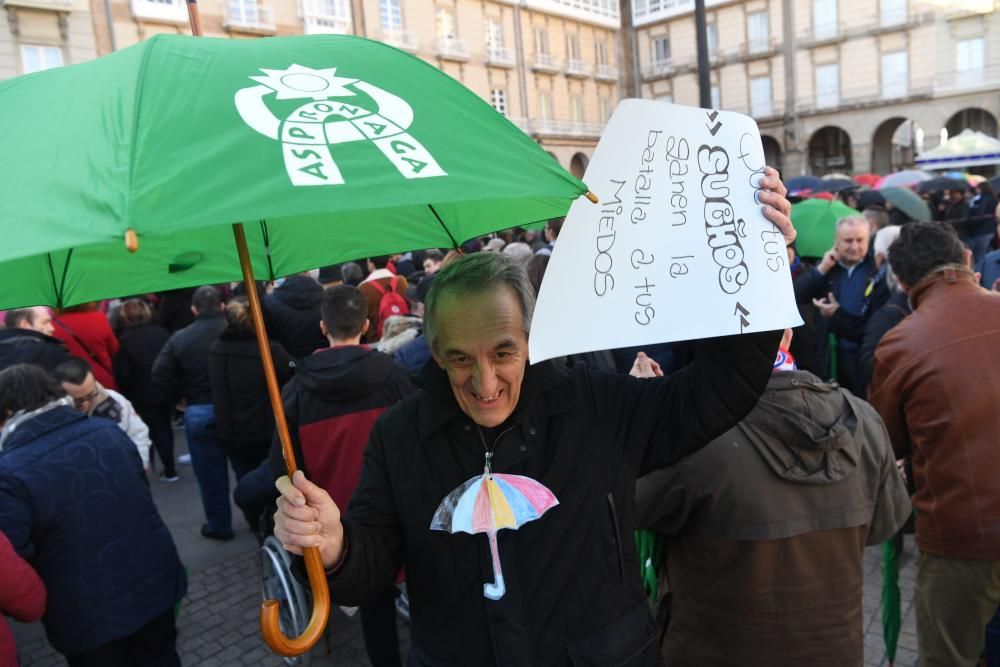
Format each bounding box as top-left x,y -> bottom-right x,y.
432,285 -> 527,428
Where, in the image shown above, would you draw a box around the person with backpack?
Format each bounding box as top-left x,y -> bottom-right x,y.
50,303 -> 119,391
359,256 -> 410,343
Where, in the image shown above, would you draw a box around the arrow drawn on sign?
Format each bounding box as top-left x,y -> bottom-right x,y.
734,302 -> 750,332
705,110 -> 722,136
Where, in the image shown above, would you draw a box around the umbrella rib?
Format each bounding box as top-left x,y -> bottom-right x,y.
45,253 -> 60,310
259,220 -> 275,282
57,249 -> 73,309
427,205 -> 460,252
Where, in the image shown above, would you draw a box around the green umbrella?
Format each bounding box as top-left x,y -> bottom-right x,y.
0,32 -> 592,655
882,532 -> 903,665
0,33 -> 588,310
790,199 -> 858,258
880,187 -> 933,222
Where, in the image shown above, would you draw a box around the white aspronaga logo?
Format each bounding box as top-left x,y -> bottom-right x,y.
234,64 -> 447,186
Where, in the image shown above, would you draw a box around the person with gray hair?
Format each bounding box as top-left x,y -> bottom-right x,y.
870,223 -> 1000,666
0,306 -> 70,373
152,285 -> 236,540
857,225 -> 909,397
272,170 -> 799,666
501,240 -> 533,264
794,215 -> 878,394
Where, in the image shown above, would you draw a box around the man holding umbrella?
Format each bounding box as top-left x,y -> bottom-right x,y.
274,173 -> 795,664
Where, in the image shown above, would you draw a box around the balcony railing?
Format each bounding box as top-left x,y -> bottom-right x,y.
224,2 -> 276,33
595,63 -> 618,81
935,64 -> 1000,94
3,0 -> 72,10
303,14 -> 349,34
130,0 -> 188,23
642,59 -> 672,80
532,52 -> 561,73
879,6 -> 908,27
565,58 -> 591,78
436,36 -> 469,61
747,37 -> 772,55
484,46 -> 515,67
530,119 -> 605,137
382,28 -> 418,52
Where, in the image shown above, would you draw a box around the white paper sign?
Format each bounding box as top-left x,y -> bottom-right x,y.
529,99 -> 803,363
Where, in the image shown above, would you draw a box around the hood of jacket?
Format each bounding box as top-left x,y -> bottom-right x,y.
274,275 -> 323,311
295,345 -> 397,402
737,370 -> 861,485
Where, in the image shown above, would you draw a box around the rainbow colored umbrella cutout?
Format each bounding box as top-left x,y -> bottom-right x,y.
431,469 -> 559,600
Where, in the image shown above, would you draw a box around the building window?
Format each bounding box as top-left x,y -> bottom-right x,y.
380,0 -> 401,30
20,45 -> 63,74
813,0 -> 837,39
566,33 -> 581,60
706,23 -> 718,55
710,85 -> 721,109
491,89 -> 508,116
596,40 -> 608,66
436,8 -> 456,39
534,27 -> 549,55
571,95 -> 583,122
538,91 -> 553,120
310,0 -> 348,20
652,36 -> 670,64
879,0 -> 907,26
815,63 -> 840,108
956,38 -> 985,87
599,95 -> 612,122
747,12 -> 769,53
881,51 -> 908,99
750,76 -> 772,116
486,18 -> 503,49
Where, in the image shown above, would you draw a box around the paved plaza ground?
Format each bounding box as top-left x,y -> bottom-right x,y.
12,430 -> 917,666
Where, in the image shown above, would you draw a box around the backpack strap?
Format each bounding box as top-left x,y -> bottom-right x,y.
369,279 -> 387,296
389,276 -> 398,292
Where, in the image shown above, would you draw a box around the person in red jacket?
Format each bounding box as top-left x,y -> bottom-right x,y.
0,529 -> 46,667
51,303 -> 119,390
268,284 -> 414,667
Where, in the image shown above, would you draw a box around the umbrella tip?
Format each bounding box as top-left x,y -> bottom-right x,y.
584,190 -> 598,204
125,229 -> 139,253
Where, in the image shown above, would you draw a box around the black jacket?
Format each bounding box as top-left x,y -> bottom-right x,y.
263,276 -> 327,360
858,291 -> 911,398
325,330 -> 779,666
151,313 -> 225,406
0,328 -> 70,373
115,322 -> 170,406
209,334 -> 294,455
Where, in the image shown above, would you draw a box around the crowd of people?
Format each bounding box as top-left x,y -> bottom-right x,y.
0,168 -> 997,667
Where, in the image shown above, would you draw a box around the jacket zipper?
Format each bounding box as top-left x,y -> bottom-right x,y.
607,493 -> 626,582
476,423 -> 519,473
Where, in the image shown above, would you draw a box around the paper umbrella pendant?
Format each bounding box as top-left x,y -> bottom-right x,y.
431,472 -> 559,600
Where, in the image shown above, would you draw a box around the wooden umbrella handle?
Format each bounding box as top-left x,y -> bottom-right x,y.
231,223 -> 331,657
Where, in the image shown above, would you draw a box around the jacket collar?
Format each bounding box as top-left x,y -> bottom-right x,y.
909,264 -> 978,310
413,357 -> 574,441
0,400 -> 79,452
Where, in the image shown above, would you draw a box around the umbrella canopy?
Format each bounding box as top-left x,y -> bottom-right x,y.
857,190 -> 887,209
823,172 -> 851,181
881,187 -> 933,222
431,471 -> 559,600
786,175 -> 823,195
0,34 -> 587,310
916,177 -> 971,194
791,198 -> 859,257
853,173 -> 881,187
876,170 -> 931,190
915,129 -> 1000,170
814,178 -> 855,193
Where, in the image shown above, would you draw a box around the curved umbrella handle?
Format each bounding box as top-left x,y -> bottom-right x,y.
230,222 -> 332,656
260,547 -> 331,656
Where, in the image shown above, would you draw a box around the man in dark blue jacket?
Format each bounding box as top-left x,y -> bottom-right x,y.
0,364 -> 185,666
794,215 -> 878,394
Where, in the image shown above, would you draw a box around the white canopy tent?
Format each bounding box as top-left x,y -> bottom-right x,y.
915,129 -> 1000,170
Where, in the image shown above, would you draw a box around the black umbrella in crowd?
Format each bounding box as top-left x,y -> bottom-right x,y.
857,190 -> 887,209
814,178 -> 856,193
916,177 -> 972,193
786,175 -> 823,194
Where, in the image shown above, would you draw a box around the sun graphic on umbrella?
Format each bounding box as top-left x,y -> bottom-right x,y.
251,64 -> 358,101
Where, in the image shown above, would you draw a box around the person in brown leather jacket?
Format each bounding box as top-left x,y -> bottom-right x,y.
870,222 -> 1000,667
636,330 -> 911,666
